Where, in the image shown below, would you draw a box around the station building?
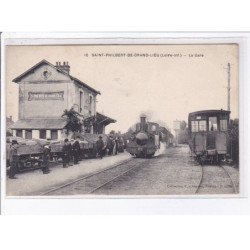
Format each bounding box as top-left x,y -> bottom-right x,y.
11,59 -> 115,140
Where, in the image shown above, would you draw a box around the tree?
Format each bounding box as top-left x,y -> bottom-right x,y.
177,120 -> 189,144
180,121 -> 187,130
62,108 -> 83,133
228,119 -> 239,164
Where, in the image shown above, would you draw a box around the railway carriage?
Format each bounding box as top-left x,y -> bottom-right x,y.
188,109 -> 230,164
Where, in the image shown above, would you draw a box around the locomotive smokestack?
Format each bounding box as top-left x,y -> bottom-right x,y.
140,115 -> 146,131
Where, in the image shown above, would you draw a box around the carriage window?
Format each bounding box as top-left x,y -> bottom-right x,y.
209,117 -> 218,131
191,120 -> 206,132
198,120 -> 207,131
191,121 -> 199,132
220,119 -> 228,131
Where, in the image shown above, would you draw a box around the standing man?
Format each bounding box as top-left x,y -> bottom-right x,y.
42,140 -> 51,174
70,139 -> 74,163
62,138 -> 71,168
107,136 -> 114,156
72,136 -> 81,164
8,140 -> 19,179
96,136 -> 105,159
114,137 -> 119,155
68,139 -> 73,166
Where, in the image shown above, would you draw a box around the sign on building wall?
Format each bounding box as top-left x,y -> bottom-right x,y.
28,91 -> 64,101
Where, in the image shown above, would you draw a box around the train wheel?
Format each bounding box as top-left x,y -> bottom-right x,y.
197,156 -> 205,166
147,154 -> 154,158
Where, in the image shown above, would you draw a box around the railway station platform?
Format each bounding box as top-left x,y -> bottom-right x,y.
6,153 -> 132,196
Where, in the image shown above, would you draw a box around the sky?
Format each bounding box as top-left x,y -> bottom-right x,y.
5,44 -> 239,133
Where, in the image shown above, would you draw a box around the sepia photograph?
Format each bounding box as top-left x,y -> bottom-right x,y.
1,0 -> 250,248
3,40 -> 239,197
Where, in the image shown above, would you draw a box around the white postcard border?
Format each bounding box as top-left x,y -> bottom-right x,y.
1,32 -> 249,214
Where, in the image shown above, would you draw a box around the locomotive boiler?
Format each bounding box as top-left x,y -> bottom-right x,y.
126,116 -> 162,158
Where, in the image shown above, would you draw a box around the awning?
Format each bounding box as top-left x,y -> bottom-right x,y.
95,112 -> 116,126
83,112 -> 116,127
11,118 -> 68,130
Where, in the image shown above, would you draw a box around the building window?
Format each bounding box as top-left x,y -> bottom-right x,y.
39,130 -> 46,139
25,130 -> 32,139
89,95 -> 93,113
80,91 -> 83,112
220,119 -> 228,131
51,130 -> 58,140
191,120 -> 206,132
209,117 -> 218,131
16,129 -> 22,137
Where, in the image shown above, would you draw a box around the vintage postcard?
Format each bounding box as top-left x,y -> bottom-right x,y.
2,35 -> 240,199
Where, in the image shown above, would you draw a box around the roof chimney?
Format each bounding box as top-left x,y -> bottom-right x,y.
55,61 -> 70,74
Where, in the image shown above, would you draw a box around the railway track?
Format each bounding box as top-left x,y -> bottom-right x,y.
195,163 -> 238,194
220,165 -> 238,193
40,158 -> 150,196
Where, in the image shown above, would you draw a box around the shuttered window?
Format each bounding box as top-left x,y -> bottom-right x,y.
39,130 -> 46,139
25,130 -> 32,139
51,130 -> 58,140
16,130 -> 22,137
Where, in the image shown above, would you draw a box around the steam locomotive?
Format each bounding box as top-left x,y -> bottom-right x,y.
126,116 -> 171,158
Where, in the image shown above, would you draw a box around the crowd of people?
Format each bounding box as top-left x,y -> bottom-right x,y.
42,136 -> 82,174
7,134 -> 126,179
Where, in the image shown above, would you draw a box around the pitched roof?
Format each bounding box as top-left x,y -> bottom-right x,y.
11,118 -> 68,129
83,112 -> 116,127
12,59 -> 101,95
96,112 -> 116,125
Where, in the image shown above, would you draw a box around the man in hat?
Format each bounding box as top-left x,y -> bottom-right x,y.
70,138 -> 75,163
113,137 -> 119,155
8,140 -> 19,179
96,136 -> 105,159
107,135 -> 114,156
42,138 -> 51,174
72,136 -> 81,164
62,138 -> 71,168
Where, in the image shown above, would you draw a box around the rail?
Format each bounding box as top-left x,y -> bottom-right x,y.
40,158 -> 135,195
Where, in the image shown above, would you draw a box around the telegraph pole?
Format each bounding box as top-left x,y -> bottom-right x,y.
227,63 -> 231,111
